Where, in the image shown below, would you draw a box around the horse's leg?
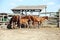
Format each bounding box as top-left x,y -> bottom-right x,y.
26,24 -> 29,28
32,22 -> 35,28
13,22 -> 15,29
28,22 -> 31,28
20,23 -> 21,29
27,21 -> 30,28
40,21 -> 43,28
17,22 -> 21,29
11,22 -> 13,29
38,22 -> 41,28
25,23 -> 27,28
13,22 -> 17,29
37,22 -> 38,28
17,23 -> 21,29
27,23 -> 29,28
30,21 -> 33,28
15,22 -> 18,29
22,23 -> 26,28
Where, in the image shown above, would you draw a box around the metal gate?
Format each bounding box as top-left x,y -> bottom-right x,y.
40,12 -> 59,28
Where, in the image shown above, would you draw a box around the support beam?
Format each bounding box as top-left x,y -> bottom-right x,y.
30,11 -> 33,15
45,6 -> 47,16
19,11 -> 22,29
38,12 -> 40,17
25,12 -> 27,16
50,13 -> 51,17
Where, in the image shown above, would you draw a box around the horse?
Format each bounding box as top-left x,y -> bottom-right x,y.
7,15 -> 33,29
7,15 -> 19,29
28,16 -> 48,28
19,15 -> 33,28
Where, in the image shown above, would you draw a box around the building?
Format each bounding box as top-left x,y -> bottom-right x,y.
11,5 -> 47,16
0,13 -> 8,25
0,13 -> 15,25
0,13 -> 8,22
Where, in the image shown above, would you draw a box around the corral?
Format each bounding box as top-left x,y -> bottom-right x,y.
0,5 -> 60,29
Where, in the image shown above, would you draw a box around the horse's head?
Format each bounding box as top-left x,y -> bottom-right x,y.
45,16 -> 48,20
9,15 -> 18,24
12,15 -> 19,22
42,16 -> 48,20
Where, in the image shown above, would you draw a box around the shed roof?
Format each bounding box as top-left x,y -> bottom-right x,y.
11,5 -> 46,10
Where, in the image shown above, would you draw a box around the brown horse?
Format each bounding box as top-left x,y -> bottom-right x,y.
7,15 -> 19,29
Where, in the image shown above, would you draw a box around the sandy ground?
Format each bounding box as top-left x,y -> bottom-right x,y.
0,28 -> 60,40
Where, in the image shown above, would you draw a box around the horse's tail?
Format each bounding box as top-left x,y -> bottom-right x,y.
7,18 -> 13,29
9,18 -> 13,24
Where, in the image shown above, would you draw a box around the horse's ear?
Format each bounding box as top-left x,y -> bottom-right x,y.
12,15 -> 14,17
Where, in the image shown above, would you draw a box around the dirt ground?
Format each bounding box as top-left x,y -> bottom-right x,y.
0,28 -> 60,40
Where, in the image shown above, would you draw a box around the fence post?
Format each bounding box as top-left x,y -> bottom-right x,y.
59,10 -> 60,28
57,12 -> 59,27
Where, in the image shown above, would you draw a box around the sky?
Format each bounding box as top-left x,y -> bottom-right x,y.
0,0 -> 60,13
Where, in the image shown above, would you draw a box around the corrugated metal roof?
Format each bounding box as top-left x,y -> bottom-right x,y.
0,13 -> 7,15
11,5 -> 46,10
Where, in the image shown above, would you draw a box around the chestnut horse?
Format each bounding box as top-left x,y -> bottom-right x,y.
20,15 -> 33,28
17,15 -> 33,28
29,16 -> 48,28
18,15 -> 48,28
